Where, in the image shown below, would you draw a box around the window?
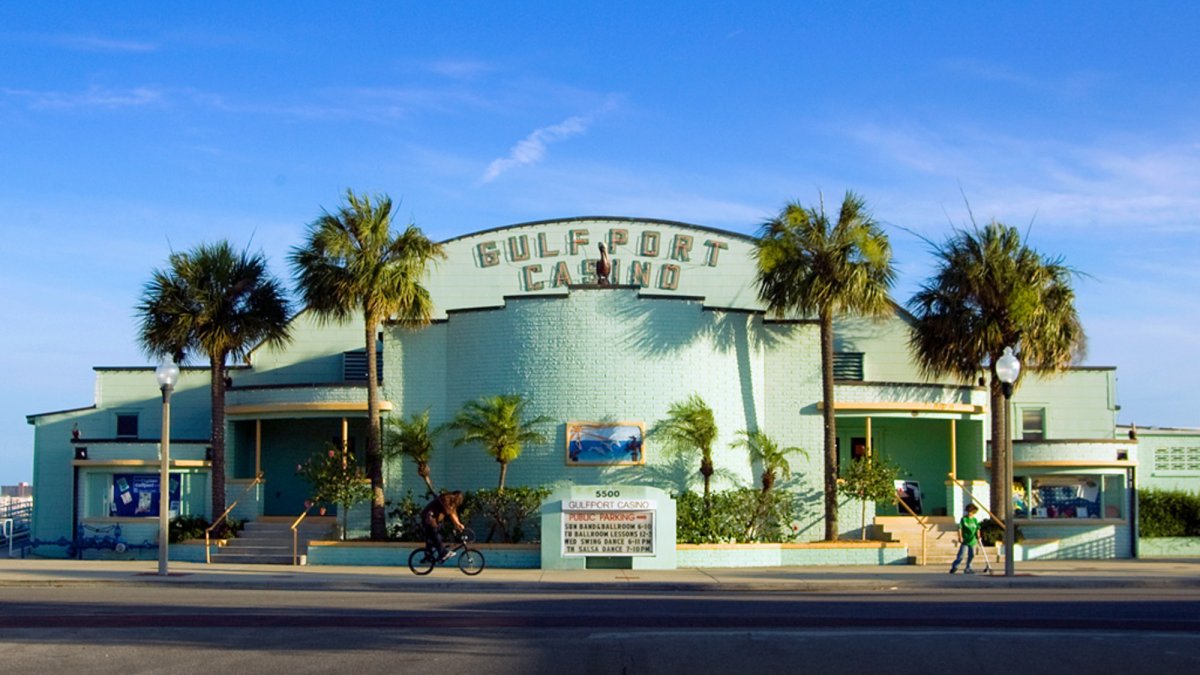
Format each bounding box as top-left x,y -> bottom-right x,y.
1017,474 -> 1125,520
1020,407 -> 1045,441
115,413 -> 139,439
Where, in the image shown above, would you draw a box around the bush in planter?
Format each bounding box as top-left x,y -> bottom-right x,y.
1139,489 -> 1200,537
675,488 -> 799,544
465,486 -> 551,543
386,490 -> 425,541
169,515 -> 243,543
978,517 -> 1023,546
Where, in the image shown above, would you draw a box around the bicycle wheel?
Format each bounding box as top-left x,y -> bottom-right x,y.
408,547 -> 435,575
458,547 -> 485,575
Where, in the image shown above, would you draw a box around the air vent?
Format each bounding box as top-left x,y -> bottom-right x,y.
833,352 -> 864,381
343,350 -> 383,382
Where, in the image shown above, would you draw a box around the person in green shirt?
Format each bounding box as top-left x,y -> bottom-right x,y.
949,504 -> 980,574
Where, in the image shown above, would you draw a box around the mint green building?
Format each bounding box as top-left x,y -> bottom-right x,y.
27,217 -> 1186,563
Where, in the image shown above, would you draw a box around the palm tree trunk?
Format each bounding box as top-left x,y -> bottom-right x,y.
364,317 -> 386,540
210,355 -> 227,530
820,309 -> 839,541
418,464 -> 435,496
498,460 -> 508,491
989,372 -> 1006,519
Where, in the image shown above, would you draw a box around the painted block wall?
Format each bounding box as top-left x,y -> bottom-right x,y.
761,321 -> 826,539
1008,368 -> 1118,440
833,311 -> 929,384
238,310 -> 365,386
1133,428 -> 1200,492
383,288 -> 833,539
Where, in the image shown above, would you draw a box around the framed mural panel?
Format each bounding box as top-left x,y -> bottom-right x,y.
566,422 -> 646,466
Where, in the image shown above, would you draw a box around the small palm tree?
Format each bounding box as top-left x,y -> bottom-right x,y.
733,430 -> 806,493
383,410 -> 440,497
137,241 -> 292,524
290,190 -> 446,539
907,221 -> 1085,516
755,191 -> 895,540
653,394 -> 718,502
450,395 -> 551,490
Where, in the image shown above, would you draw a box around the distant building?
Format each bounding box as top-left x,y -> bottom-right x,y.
1,482 -> 32,498
25,217 -> 1200,561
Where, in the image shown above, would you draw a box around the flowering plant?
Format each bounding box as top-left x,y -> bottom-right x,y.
297,444 -> 372,538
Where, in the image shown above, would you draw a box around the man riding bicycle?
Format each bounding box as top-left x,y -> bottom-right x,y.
420,491 -> 465,563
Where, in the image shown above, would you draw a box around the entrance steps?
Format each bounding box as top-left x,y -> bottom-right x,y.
209,516 -> 336,565
870,516 -> 963,566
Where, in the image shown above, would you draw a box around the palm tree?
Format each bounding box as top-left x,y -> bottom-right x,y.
137,241 -> 291,527
754,191 -> 896,541
907,221 -> 1086,516
290,190 -> 445,540
450,394 -> 551,490
383,410 -> 440,497
733,430 -> 806,493
653,394 -> 719,502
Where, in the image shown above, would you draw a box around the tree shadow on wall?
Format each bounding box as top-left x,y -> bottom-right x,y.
610,294 -> 793,433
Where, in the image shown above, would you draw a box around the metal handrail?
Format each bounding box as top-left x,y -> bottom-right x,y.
205,473 -> 264,563
947,475 -> 1006,530
291,506 -> 316,566
894,495 -> 932,565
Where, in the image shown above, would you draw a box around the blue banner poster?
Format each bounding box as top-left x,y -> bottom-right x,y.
111,473 -> 181,518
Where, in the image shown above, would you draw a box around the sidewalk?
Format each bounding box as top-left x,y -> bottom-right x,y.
2,557 -> 1199,592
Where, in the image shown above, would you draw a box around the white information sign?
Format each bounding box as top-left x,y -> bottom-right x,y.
562,498 -> 656,557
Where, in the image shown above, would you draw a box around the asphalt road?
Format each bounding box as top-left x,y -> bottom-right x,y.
4,586 -> 1200,674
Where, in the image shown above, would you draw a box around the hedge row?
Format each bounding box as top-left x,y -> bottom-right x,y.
1139,488 -> 1200,538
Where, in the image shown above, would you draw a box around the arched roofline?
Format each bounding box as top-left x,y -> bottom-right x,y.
437,215 -> 758,246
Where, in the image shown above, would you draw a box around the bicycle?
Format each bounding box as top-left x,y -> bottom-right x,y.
408,527 -> 485,576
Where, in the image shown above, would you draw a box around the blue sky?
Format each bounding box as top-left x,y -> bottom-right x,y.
2,2 -> 1198,485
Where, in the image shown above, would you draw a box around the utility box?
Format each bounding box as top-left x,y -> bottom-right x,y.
540,485 -> 676,570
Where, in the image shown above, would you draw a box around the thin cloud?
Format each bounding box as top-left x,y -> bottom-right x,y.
8,31 -> 160,52
1,85 -> 165,109
49,34 -> 159,52
481,115 -> 593,183
426,58 -> 495,80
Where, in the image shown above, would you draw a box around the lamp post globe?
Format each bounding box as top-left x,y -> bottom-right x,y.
155,357 -> 179,576
995,346 -> 1020,577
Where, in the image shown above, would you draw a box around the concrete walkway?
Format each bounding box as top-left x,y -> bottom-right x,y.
2,557 -> 1199,592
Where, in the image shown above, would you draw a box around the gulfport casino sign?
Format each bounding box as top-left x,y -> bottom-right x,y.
561,495 -> 656,556
472,224 -> 733,292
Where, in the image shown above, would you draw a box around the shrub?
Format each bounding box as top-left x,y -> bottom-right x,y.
386,491 -> 425,541
169,515 -> 209,543
977,517 -> 1023,546
675,488 -> 799,544
465,486 -> 552,543
1139,489 -> 1200,537
169,515 -> 242,543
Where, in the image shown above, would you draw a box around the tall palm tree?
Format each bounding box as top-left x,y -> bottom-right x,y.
754,191 -> 895,541
450,394 -> 551,490
290,190 -> 445,539
907,221 -> 1086,516
733,429 -> 806,493
383,410 -> 440,497
653,394 -> 719,502
137,241 -> 291,526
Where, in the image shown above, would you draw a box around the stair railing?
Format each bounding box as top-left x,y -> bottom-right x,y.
205,473 -> 264,564
291,505 -> 319,566
947,475 -> 1006,530
893,495 -> 932,565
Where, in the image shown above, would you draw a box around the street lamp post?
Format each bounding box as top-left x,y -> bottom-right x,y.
995,346 -> 1021,578
155,358 -> 180,576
